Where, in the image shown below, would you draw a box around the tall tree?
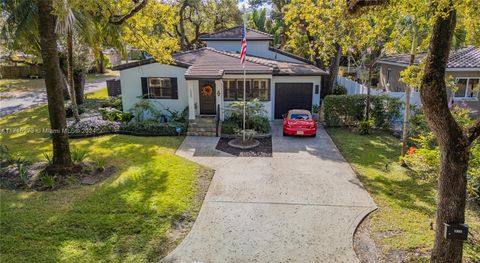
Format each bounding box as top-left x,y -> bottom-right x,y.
36,0 -> 73,170
348,0 -> 480,261
55,0 -> 80,122
173,0 -> 241,51
284,0 -> 355,96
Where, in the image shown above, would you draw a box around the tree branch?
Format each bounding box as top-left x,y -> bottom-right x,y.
468,120 -> 480,145
109,0 -> 148,25
346,0 -> 389,13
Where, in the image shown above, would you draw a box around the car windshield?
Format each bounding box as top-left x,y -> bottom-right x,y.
289,113 -> 311,120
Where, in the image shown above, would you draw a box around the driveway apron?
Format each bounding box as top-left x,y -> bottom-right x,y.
163,122 -> 376,263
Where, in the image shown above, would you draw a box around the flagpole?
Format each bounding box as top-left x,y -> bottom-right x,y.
242,5 -> 246,143
243,63 -> 246,142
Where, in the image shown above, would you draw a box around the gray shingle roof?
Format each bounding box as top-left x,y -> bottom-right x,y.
378,46 -> 480,69
199,26 -> 274,41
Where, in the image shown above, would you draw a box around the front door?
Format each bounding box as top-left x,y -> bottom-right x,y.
199,80 -> 216,115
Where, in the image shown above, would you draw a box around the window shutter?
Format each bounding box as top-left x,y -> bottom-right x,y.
171,77 -> 178,99
141,77 -> 148,98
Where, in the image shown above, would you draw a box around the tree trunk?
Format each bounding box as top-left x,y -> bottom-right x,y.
67,30 -> 80,122
365,66 -> 372,123
401,24 -> 418,159
325,42 -> 342,96
98,50 -> 104,74
420,8 -> 469,263
73,71 -> 85,104
401,54 -> 415,159
36,0 -> 73,170
60,67 -> 70,99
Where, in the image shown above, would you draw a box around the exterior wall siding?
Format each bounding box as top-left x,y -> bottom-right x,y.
205,40 -> 305,64
120,63 -> 188,113
379,63 -> 480,118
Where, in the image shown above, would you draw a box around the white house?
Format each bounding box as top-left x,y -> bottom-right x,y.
114,26 -> 327,125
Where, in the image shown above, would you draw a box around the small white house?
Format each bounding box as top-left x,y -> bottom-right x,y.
114,26 -> 327,122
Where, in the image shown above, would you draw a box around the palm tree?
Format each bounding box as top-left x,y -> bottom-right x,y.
36,0 -> 74,170
55,0 -> 80,122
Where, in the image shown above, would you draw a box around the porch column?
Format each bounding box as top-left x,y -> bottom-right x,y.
215,79 -> 224,120
187,80 -> 196,120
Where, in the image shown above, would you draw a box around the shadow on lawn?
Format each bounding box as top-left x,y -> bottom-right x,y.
358,172 -> 436,216
1,133 -> 191,262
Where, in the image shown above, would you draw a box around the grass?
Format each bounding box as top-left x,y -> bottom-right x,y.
0,89 -> 206,262
0,78 -> 45,93
85,69 -> 119,82
328,128 -> 480,262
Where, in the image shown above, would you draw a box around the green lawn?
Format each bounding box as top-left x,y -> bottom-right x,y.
0,78 -> 45,93
0,90 -> 207,262
328,128 -> 480,262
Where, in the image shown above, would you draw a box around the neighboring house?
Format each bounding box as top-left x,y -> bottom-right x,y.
377,46 -> 480,117
113,26 -> 327,122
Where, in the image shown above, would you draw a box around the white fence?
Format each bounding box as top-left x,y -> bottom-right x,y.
336,76 -> 421,106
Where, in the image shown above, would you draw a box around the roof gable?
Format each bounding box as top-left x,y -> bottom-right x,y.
199,26 -> 274,41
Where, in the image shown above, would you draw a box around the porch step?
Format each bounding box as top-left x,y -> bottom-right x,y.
186,131 -> 217,136
187,117 -> 219,137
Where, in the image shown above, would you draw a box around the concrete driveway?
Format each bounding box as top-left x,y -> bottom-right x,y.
164,122 -> 376,263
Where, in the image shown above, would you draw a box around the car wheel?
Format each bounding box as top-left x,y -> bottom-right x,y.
283,131 -> 287,136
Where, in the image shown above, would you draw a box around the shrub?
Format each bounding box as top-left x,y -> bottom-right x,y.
122,121 -> 187,135
224,99 -> 270,134
99,107 -> 133,122
71,148 -> 88,164
17,163 -> 29,186
358,119 -> 374,135
323,94 -> 401,129
222,119 -> 240,134
404,106 -> 480,203
0,145 -> 30,166
250,115 -> 270,134
234,128 -> 257,142
103,97 -> 123,110
165,107 -> 188,123
332,84 -> 347,95
129,99 -> 161,123
40,172 -> 57,190
43,152 -> 53,165
67,116 -> 121,135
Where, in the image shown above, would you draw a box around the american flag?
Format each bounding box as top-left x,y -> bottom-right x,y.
240,25 -> 247,64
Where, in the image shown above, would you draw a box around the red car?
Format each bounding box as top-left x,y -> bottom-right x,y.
283,109 -> 317,137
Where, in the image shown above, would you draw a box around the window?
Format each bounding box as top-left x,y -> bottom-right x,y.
223,80 -> 237,100
148,78 -> 172,99
223,79 -> 270,101
454,78 -> 480,100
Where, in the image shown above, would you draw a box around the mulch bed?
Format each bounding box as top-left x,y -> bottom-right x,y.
215,137 -> 272,157
0,161 -> 116,191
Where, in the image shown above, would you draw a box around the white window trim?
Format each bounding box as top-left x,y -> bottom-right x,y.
222,78 -> 270,101
453,77 -> 480,101
148,77 -> 172,99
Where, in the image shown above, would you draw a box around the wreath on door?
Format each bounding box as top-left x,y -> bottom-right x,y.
201,85 -> 213,96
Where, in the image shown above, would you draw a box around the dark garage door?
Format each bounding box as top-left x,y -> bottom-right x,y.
274,83 -> 313,119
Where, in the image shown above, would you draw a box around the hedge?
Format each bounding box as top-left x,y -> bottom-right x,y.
324,94 -> 401,129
